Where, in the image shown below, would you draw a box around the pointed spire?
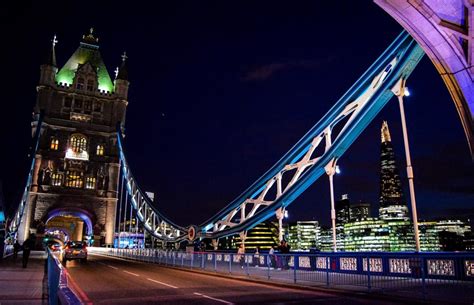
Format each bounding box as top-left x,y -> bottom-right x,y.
45,34 -> 57,67
381,121 -> 391,143
116,51 -> 128,80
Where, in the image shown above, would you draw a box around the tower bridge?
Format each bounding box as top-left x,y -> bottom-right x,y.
3,2 -> 473,252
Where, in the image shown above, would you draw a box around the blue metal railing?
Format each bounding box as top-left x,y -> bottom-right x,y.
47,249 -> 86,305
93,247 -> 474,303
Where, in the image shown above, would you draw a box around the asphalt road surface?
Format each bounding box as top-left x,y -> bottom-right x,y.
65,253 -> 406,305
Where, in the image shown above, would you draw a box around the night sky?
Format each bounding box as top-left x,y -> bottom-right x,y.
0,1 -> 473,228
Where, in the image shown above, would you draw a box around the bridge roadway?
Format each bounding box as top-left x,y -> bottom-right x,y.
65,253 -> 405,305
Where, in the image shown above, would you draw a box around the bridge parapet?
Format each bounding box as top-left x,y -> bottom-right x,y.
94,247 -> 474,303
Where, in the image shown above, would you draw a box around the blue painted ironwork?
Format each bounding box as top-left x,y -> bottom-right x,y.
117,31 -> 424,242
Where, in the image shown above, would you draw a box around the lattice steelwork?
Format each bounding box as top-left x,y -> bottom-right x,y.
117,134 -> 187,242
117,31 -> 424,243
198,31 -> 424,240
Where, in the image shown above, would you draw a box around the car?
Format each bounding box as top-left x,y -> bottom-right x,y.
62,241 -> 87,264
49,243 -> 62,252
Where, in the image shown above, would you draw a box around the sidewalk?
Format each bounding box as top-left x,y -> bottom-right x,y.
0,251 -> 48,305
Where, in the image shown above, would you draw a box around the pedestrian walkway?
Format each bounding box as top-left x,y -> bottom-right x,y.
0,251 -> 47,305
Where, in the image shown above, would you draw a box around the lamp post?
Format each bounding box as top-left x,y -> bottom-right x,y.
392,78 -> 421,252
325,159 -> 339,252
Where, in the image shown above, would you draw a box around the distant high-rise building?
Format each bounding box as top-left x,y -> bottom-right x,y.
288,221 -> 320,250
336,194 -> 351,225
378,121 -> 409,221
335,194 -> 351,251
350,201 -> 371,221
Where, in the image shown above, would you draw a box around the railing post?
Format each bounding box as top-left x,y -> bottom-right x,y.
367,256 -> 371,292
421,256 -> 426,299
181,253 -> 184,267
214,253 -> 217,272
293,255 -> 297,283
191,253 -> 194,269
229,254 -> 232,274
326,256 -> 330,287
201,253 -> 205,269
246,255 -> 250,276
267,254 -> 271,280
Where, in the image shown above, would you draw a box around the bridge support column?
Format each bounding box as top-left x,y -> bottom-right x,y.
275,208 -> 285,242
392,78 -> 421,252
239,231 -> 247,250
325,158 -> 338,252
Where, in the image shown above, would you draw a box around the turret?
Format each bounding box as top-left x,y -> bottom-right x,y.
39,35 -> 58,86
114,52 -> 130,99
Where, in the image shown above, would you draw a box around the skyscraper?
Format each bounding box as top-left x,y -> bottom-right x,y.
378,121 -> 409,221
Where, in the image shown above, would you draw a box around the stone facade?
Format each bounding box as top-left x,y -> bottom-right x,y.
18,30 -> 129,246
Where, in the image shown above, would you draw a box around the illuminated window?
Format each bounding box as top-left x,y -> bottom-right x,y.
51,173 -> 63,186
85,177 -> 96,189
50,138 -> 59,150
76,77 -> 84,90
65,171 -> 83,188
70,134 -> 87,153
96,145 -> 104,156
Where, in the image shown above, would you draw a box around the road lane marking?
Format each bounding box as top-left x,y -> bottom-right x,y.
193,292 -> 234,305
123,270 -> 140,277
97,261 -> 119,270
147,278 -> 178,289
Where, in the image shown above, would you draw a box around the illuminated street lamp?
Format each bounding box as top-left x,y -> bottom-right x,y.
392,78 -> 421,252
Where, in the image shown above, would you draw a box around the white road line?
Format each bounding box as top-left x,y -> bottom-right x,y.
193,292 -> 234,305
107,264 -> 118,270
146,278 -> 178,289
123,270 -> 140,277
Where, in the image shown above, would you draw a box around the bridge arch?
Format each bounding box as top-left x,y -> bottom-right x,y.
375,0 -> 474,156
44,207 -> 95,242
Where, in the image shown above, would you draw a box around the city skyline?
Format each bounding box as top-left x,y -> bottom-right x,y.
0,2 -> 473,229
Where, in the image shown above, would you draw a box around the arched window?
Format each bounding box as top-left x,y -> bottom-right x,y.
70,134 -> 87,153
76,77 -> 85,90
65,171 -> 83,188
50,138 -> 59,150
96,144 -> 104,156
85,176 -> 96,189
66,134 -> 89,160
51,173 -> 63,186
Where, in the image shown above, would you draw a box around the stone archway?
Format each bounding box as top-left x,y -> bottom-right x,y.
44,208 -> 95,243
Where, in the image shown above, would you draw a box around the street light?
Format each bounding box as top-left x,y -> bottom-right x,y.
392,79 -> 420,252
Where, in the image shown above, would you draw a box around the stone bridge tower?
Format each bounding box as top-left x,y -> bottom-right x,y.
18,29 -> 129,246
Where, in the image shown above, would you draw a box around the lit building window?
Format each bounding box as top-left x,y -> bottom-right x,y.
51,173 -> 63,186
65,134 -> 89,160
96,145 -> 104,156
85,177 -> 96,189
65,171 -> 83,188
50,138 -> 59,150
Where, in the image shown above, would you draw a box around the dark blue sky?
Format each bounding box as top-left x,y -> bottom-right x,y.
0,1 -> 472,227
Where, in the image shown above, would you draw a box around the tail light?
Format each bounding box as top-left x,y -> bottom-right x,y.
82,244 -> 87,251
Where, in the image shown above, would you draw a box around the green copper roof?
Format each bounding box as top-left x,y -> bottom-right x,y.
56,43 -> 114,92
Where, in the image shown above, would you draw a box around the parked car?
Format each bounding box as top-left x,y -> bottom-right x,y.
62,241 -> 87,264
